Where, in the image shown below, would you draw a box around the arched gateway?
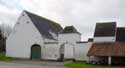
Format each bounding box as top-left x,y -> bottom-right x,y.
59,42 -> 74,61
31,44 -> 41,60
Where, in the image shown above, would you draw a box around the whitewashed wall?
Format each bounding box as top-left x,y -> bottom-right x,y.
6,11 -> 44,59
94,37 -> 116,43
43,43 -> 59,60
74,42 -> 92,61
58,33 -> 81,45
64,43 -> 74,59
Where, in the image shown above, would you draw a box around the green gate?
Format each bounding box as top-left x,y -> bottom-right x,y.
31,45 -> 41,60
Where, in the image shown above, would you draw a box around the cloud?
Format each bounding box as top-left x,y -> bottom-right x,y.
1,0 -> 125,40
0,0 -> 22,9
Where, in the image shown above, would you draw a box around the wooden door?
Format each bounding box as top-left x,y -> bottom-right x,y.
31,45 -> 41,60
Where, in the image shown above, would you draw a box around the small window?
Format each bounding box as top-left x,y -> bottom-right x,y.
27,21 -> 29,24
17,22 -> 19,24
22,14 -> 24,16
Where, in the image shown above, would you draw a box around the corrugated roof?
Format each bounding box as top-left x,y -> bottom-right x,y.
88,42 -> 125,56
116,27 -> 125,41
94,22 -> 116,37
60,26 -> 81,34
24,10 -> 63,40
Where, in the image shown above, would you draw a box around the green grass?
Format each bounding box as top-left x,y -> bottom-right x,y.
64,62 -> 111,68
0,53 -> 12,61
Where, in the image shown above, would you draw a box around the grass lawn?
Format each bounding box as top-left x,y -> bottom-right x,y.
0,52 -> 12,61
64,62 -> 111,68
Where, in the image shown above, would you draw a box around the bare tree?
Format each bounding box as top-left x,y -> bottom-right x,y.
0,23 -> 12,52
0,23 -> 12,38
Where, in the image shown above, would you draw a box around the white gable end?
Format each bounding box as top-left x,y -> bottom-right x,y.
6,11 -> 44,58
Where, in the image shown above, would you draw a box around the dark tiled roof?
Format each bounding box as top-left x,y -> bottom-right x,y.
94,22 -> 116,37
60,26 -> 81,34
88,38 -> 93,42
116,27 -> 125,41
25,10 -> 63,40
88,42 -> 125,56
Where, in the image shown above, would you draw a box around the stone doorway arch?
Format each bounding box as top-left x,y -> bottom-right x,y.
31,44 -> 41,60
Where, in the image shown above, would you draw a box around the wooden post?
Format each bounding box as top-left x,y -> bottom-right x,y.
108,56 -> 111,65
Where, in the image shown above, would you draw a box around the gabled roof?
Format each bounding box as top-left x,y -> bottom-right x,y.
24,10 -> 63,40
88,42 -> 125,56
116,27 -> 125,41
94,22 -> 116,37
60,26 -> 81,34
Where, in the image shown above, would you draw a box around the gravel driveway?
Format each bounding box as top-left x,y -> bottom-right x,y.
1,61 -> 125,68
0,61 -> 67,68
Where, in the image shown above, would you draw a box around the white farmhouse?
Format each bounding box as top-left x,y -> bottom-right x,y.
6,10 -> 91,61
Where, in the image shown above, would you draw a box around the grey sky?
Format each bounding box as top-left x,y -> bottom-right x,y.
0,0 -> 125,40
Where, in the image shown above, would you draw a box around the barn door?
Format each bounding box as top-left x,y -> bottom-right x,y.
31,45 -> 41,60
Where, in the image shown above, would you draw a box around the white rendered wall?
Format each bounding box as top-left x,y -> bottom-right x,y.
64,43 -> 74,59
58,33 -> 81,45
94,37 -> 115,43
75,42 -> 92,61
43,43 -> 59,60
6,11 -> 44,59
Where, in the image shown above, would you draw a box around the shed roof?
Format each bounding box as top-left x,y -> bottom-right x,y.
88,42 -> 125,56
25,10 -> 63,40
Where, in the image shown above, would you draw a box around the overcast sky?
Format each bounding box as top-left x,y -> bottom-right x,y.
0,0 -> 125,40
